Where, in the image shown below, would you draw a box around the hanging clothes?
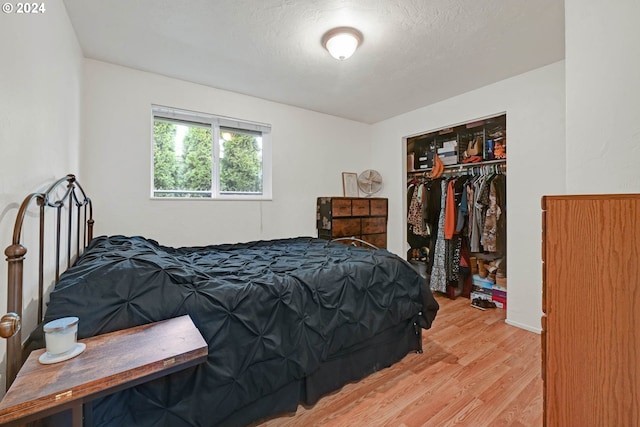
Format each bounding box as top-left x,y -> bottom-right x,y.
409,167 -> 507,296
482,173 -> 506,254
407,177 -> 445,263
429,180 -> 448,293
456,182 -> 468,234
407,183 -> 428,237
407,180 -> 432,256
444,178 -> 457,239
470,174 -> 486,252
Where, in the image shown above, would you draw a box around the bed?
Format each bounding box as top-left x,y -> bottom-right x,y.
1,174 -> 439,426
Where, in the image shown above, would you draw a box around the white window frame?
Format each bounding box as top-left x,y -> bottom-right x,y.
151,105 -> 272,200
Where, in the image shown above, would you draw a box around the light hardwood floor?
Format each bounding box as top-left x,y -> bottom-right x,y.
254,295 -> 543,427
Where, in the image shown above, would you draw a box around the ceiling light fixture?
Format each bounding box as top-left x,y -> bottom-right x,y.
321,27 -> 363,61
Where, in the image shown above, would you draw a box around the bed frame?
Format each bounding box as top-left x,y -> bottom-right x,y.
1,174 -> 93,389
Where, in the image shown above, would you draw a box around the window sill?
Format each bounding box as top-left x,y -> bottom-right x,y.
150,197 -> 273,202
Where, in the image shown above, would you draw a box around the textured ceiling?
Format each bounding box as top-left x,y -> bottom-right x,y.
63,0 -> 565,123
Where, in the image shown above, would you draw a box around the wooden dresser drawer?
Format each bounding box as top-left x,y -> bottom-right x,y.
332,199 -> 352,217
370,199 -> 388,216
332,218 -> 361,237
362,217 -> 386,234
352,199 -> 370,216
362,233 -> 386,249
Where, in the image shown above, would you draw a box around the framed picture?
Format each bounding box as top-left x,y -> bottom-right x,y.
342,172 -> 359,197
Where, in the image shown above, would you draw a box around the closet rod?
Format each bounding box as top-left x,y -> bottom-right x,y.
408,158 -> 506,175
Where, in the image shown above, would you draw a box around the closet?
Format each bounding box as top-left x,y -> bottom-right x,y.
406,114 -> 507,308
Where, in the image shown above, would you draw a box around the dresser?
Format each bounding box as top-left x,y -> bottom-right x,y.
316,197 -> 388,249
541,194 -> 640,427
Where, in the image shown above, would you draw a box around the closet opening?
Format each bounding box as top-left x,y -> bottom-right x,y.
405,113 -> 506,310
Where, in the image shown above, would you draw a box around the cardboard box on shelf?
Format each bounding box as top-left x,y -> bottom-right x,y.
438,152 -> 458,165
442,140 -> 457,150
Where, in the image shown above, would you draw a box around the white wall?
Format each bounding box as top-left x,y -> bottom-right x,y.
80,60 -> 372,247
371,61 -> 566,333
565,0 -> 640,193
0,0 -> 83,393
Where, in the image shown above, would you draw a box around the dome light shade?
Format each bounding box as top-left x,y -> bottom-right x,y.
322,27 -> 363,60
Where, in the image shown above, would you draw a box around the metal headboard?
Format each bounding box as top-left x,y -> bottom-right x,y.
0,174 -> 93,389
331,236 -> 380,250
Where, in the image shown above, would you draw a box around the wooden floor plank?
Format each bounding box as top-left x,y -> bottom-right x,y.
253,295 -> 542,427
490,374 -> 543,427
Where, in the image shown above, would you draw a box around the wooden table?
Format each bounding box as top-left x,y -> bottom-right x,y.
0,315 -> 208,426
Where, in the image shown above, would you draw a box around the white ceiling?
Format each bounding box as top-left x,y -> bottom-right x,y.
63,0 -> 565,124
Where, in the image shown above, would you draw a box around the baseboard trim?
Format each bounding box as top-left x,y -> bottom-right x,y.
505,318 -> 542,334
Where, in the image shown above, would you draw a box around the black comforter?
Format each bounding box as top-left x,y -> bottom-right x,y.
43,236 -> 438,426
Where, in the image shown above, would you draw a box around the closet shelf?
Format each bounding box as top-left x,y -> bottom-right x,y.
408,158 -> 506,175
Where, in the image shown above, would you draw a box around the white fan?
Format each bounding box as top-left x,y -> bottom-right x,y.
357,169 -> 383,196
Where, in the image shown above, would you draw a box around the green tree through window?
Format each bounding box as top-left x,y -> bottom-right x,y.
152,106 -> 271,199
153,121 -> 179,195
220,130 -> 262,193
182,126 -> 213,193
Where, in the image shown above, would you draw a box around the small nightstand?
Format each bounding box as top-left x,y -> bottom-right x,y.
0,315 -> 207,426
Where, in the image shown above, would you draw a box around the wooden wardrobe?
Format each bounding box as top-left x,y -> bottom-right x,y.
541,194 -> 640,427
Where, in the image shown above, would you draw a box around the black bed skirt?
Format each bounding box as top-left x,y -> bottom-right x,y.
223,318 -> 422,427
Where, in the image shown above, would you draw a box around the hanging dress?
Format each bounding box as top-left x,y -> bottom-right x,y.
429,180 -> 448,293
407,183 -> 427,237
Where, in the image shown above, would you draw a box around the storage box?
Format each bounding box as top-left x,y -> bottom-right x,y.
472,274 -> 499,309
416,152 -> 434,169
492,283 -> 507,292
437,147 -> 456,154
438,152 -> 458,165
434,139 -> 458,166
442,139 -> 457,150
492,286 -> 507,309
471,282 -> 492,298
473,275 -> 494,289
471,290 -> 492,301
471,290 -> 494,310
492,295 -> 506,309
492,288 -> 507,300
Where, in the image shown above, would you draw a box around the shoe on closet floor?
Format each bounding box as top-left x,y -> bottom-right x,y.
477,260 -> 488,278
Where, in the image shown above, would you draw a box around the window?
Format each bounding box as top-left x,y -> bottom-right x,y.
151,105 -> 272,199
